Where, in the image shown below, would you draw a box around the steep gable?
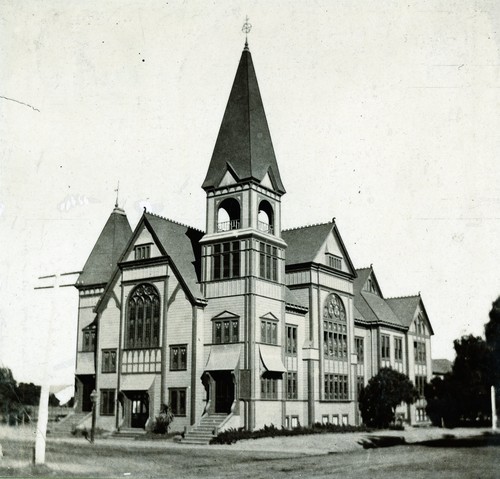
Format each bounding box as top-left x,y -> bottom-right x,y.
282,221 -> 356,277
76,207 -> 132,288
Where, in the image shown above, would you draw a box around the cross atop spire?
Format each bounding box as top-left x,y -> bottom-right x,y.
242,15 -> 252,51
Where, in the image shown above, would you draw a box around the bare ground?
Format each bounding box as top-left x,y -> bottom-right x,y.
0,425 -> 498,478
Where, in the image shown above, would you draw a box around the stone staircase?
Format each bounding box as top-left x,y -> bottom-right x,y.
182,413 -> 228,445
49,411 -> 91,435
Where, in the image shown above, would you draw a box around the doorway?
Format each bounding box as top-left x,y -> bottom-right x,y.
212,371 -> 234,414
128,391 -> 149,428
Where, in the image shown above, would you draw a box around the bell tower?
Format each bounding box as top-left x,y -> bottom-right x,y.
200,38 -> 288,430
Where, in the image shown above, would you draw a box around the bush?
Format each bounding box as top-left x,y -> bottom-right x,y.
152,404 -> 174,435
210,422 -> 372,445
359,368 -> 418,428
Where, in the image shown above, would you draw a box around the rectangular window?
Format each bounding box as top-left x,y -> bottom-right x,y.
169,388 -> 187,416
291,416 -> 299,428
381,334 -> 390,360
213,242 -> 240,280
355,337 -> 364,362
101,349 -> 117,373
286,371 -> 298,399
82,327 -> 96,352
323,321 -> 348,360
395,337 -> 403,362
324,374 -> 348,400
356,376 -> 364,397
415,375 -> 426,398
342,414 -> 349,426
261,373 -> 279,399
100,389 -> 115,416
134,244 -> 151,260
326,254 -> 342,270
259,242 -> 278,281
285,324 -> 297,355
331,414 -> 339,425
170,345 -> 187,371
213,318 -> 239,344
414,341 -> 426,364
261,319 -> 278,345
322,415 -> 329,424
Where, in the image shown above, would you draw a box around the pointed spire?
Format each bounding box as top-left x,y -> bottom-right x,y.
242,16 -> 251,51
202,37 -> 285,194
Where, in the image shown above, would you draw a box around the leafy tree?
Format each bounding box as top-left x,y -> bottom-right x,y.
425,335 -> 494,427
0,367 -> 21,423
16,382 -> 41,405
359,368 -> 418,428
485,296 -> 500,387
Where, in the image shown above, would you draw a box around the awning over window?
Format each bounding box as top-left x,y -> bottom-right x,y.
259,344 -> 287,373
204,344 -> 242,371
75,352 -> 95,375
120,374 -> 156,391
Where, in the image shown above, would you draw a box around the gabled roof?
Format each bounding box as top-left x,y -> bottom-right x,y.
144,212 -> 204,302
202,44 -> 285,195
362,292 -> 405,328
353,267 -> 372,296
282,221 -> 356,277
386,294 -> 434,334
76,207 -> 132,287
386,295 -> 421,328
432,358 -> 452,375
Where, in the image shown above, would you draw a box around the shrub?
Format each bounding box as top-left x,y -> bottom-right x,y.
210,422 -> 372,445
152,404 -> 174,435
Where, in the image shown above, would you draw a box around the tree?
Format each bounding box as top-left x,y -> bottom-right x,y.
0,367 -> 21,424
485,296 -> 500,388
425,335 -> 494,427
359,368 -> 418,428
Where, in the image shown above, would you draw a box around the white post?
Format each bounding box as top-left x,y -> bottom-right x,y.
492,385 -> 497,431
34,384 -> 50,464
34,273 -> 59,465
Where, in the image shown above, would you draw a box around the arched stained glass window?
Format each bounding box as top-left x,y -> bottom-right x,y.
126,284 -> 161,349
323,293 -> 347,359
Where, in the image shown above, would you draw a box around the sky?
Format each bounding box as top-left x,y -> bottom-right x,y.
1,0 -> 499,386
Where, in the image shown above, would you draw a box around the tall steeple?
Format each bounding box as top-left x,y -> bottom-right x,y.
202,43 -> 285,195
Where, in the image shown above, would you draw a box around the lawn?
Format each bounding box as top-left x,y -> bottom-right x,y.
0,427 -> 499,478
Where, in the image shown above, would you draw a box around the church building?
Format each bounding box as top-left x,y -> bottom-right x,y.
73,40 -> 434,441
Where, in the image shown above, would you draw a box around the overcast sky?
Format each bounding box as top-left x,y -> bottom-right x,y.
1,0 -> 499,385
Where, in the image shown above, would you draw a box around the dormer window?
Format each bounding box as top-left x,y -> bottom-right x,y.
135,244 -> 151,260
326,254 -> 342,270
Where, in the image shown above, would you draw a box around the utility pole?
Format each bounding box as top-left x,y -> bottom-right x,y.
33,271 -> 80,465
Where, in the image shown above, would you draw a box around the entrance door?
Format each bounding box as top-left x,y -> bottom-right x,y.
129,392 -> 149,428
81,376 -> 95,412
213,371 -> 234,414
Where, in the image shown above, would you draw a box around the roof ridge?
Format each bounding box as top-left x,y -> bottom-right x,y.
282,221 -> 333,232
145,211 -> 205,233
386,294 -> 420,300
356,266 -> 372,271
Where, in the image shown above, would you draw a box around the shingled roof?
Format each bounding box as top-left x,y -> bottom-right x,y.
386,295 -> 421,328
282,222 -> 334,265
353,267 -> 406,329
202,44 -> 285,194
76,207 -> 132,288
144,213 -> 205,302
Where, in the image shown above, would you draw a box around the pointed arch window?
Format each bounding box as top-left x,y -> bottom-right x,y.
126,283 -> 161,349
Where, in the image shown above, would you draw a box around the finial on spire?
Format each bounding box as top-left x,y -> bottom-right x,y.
242,15 -> 252,50
114,181 -> 120,208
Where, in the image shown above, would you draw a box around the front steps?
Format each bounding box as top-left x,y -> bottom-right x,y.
182,413 -> 228,445
50,411 -> 91,435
